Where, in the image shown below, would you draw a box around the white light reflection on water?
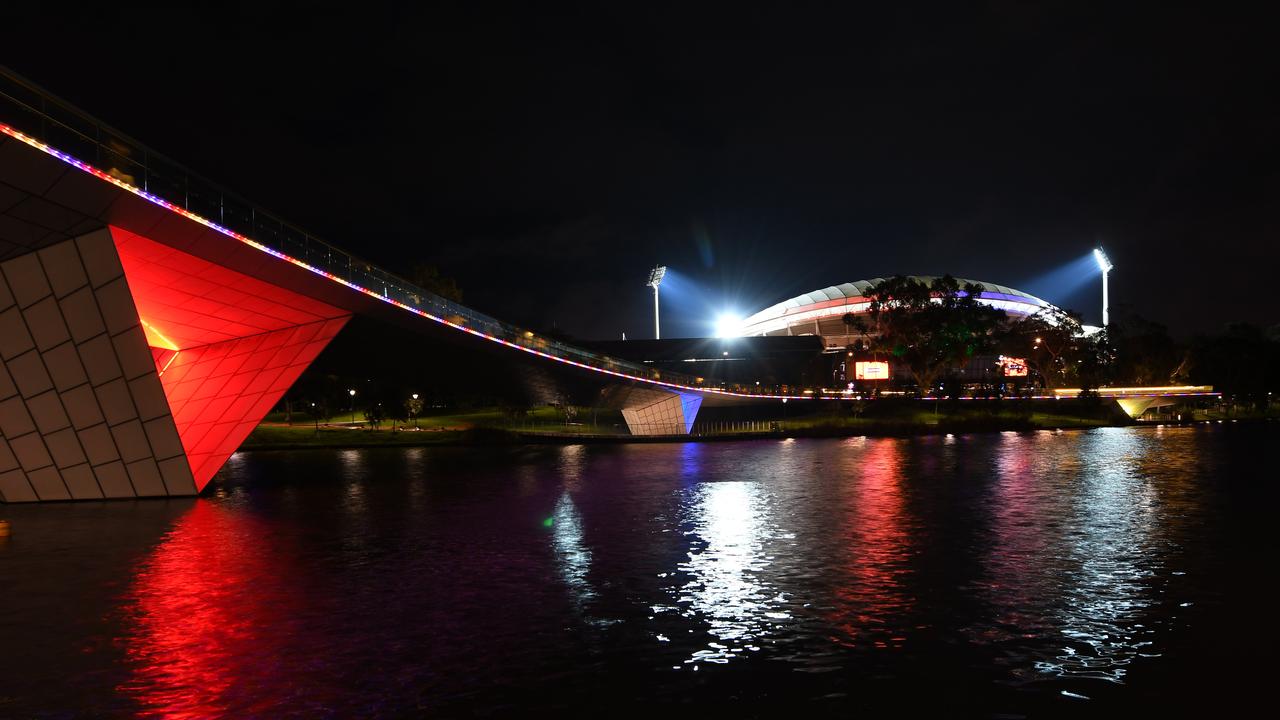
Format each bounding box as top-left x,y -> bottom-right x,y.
984,428 -> 1166,685
668,480 -> 789,665
551,446 -> 596,612
552,492 -> 595,608
403,447 -> 428,511
337,449 -> 373,559
1040,428 -> 1162,683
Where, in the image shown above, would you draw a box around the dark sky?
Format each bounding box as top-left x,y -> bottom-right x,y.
5,3 -> 1277,338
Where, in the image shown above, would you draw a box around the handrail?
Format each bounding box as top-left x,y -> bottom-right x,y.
1,66 -> 797,398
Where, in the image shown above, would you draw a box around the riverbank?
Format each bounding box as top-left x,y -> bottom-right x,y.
240,408 -> 1116,449
240,403 -> 1273,450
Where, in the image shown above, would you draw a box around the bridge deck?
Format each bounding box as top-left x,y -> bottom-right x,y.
0,68 -> 799,403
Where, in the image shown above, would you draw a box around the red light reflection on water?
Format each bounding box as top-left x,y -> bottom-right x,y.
828,438 -> 914,649
115,500 -> 336,719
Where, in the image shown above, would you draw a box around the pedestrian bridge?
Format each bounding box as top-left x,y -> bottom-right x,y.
0,69 -> 1218,502
0,68 -> 795,502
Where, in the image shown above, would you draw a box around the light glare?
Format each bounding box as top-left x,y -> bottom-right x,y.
714,313 -> 743,338
1093,247 -> 1113,272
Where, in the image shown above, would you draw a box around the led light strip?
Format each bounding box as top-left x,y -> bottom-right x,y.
0,122 -> 809,400
0,123 -> 1227,406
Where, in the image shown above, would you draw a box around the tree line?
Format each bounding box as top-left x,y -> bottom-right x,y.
843,275 -> 1279,406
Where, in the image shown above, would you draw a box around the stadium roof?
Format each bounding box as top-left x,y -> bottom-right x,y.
740,276 -> 1054,336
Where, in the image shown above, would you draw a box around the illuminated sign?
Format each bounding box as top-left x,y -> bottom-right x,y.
854,361 -> 890,380
999,356 -> 1028,377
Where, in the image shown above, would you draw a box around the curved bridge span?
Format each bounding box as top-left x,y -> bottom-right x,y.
0,69 -> 1218,502
0,68 -> 794,502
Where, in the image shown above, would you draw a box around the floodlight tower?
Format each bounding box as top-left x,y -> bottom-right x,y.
646,265 -> 667,339
1094,247 -> 1114,328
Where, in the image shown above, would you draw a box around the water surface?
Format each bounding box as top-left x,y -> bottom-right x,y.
1,425 -> 1274,717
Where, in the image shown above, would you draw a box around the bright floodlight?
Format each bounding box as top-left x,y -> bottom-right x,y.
1094,247 -> 1113,327
1093,247 -> 1113,272
646,265 -> 667,339
714,313 -> 743,338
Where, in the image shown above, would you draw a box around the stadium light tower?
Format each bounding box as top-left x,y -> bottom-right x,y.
646,265 -> 667,339
1094,247 -> 1114,327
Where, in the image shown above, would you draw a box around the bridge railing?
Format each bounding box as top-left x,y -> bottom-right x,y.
1,67 -> 795,398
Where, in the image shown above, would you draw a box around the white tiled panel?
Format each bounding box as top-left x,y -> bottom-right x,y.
0,232 -> 195,501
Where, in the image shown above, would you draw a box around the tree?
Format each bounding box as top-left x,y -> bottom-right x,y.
862,275 -> 1008,394
409,264 -> 464,303
404,395 -> 424,428
1104,307 -> 1180,386
306,399 -> 328,432
363,403 -> 386,430
1187,323 -> 1279,409
556,403 -> 579,425
1001,306 -> 1090,389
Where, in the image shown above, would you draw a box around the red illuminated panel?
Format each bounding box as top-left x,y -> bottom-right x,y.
854,361 -> 890,381
112,227 -> 346,350
150,347 -> 180,376
109,226 -> 351,492
158,317 -> 347,489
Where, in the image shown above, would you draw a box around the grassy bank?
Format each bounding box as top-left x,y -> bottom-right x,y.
242,402 -> 1134,449
243,407 -> 624,449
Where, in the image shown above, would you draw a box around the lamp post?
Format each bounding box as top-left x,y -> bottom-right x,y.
1094,248 -> 1114,328
348,388 -> 357,423
646,265 -> 666,339
411,393 -> 419,429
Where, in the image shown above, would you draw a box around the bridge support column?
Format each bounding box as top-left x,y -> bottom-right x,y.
1,228 -> 349,502
608,386 -> 703,436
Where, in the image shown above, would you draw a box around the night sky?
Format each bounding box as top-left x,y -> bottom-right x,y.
4,3 -> 1277,339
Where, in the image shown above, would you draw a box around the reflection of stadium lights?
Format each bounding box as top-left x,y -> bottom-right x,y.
714,313 -> 743,338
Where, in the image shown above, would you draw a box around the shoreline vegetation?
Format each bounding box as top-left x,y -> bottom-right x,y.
240,404 -> 1276,451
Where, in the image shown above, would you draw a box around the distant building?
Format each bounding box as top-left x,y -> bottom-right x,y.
738,276 -> 1054,351
736,276 -> 1062,390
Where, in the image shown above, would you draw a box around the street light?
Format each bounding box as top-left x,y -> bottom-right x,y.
646,265 -> 666,339
1094,247 -> 1113,328
348,388 -> 356,423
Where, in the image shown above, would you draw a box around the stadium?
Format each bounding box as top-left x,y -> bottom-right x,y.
736,276 -> 1057,351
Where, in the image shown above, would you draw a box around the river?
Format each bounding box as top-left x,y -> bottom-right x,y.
0,424 -> 1274,717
